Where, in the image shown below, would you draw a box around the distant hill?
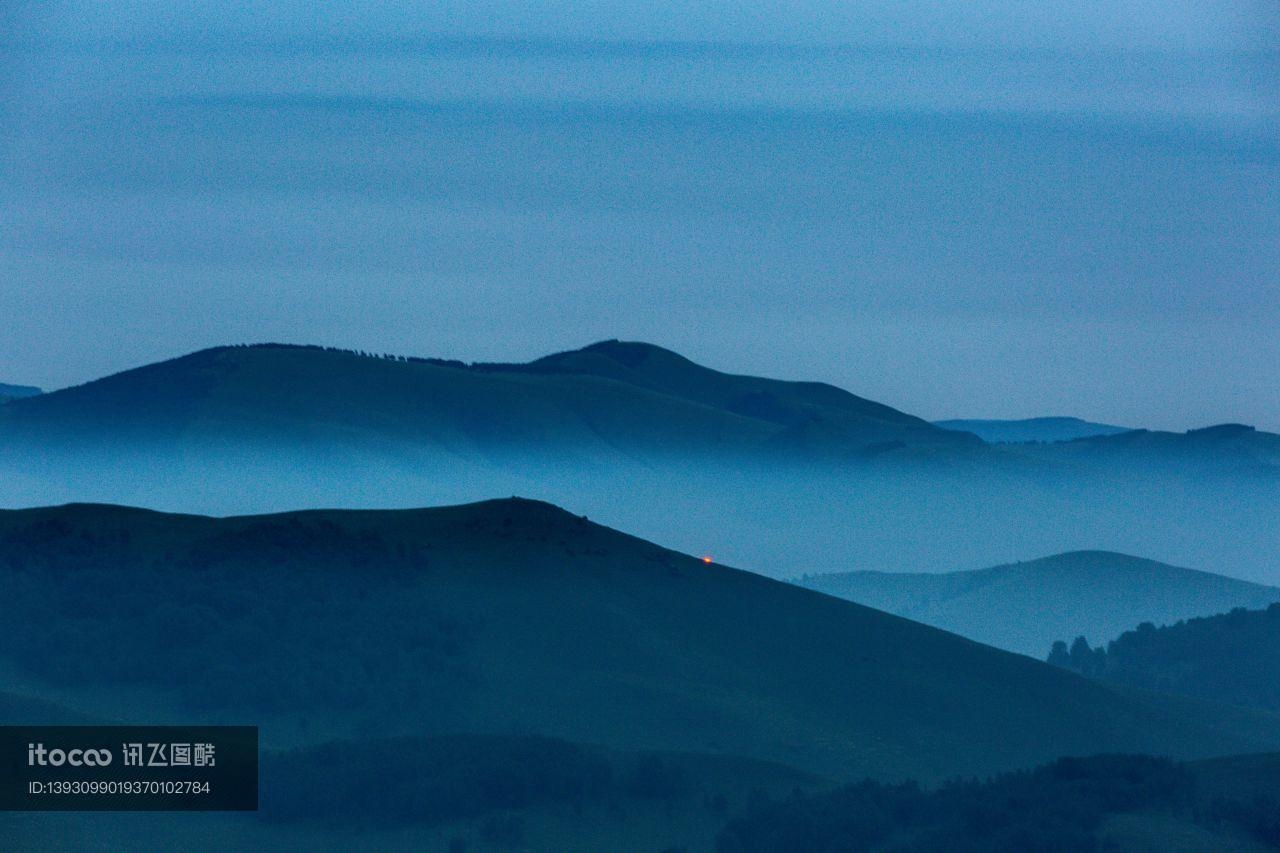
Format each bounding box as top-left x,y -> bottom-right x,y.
1,341 -> 1277,584
934,416 -> 1132,443
1,501 -> 1276,786
0,382 -> 41,401
796,551 -> 1280,657
1019,423 -> 1280,475
1050,603 -> 1280,716
0,341 -> 972,460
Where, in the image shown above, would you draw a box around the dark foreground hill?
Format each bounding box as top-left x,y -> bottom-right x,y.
6,501 -> 1280,851
1,500 -> 1277,783
797,552 -> 1280,657
1051,603 -> 1280,717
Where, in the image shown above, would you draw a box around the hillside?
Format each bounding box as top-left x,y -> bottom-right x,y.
2,501 -> 1277,786
1051,603 -> 1280,716
933,416 -> 1133,443
796,551 -> 1280,657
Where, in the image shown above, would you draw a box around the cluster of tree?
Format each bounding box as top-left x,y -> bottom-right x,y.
1047,635 -> 1109,677
715,754 -> 1280,852
1048,603 -> 1280,713
240,342 -> 468,368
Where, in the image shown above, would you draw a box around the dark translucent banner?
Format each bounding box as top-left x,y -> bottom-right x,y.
0,726 -> 257,811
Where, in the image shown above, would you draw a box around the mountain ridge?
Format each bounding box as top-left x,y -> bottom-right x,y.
0,341 -> 975,459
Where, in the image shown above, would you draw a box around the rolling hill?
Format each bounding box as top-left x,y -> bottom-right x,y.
933,416 -> 1133,443
1019,423 -> 1280,474
0,341 -> 973,460
1,341 -> 1277,585
2,501 -> 1278,786
796,551 -> 1280,658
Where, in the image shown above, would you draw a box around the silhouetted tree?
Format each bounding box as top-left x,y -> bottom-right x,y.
1069,636 -> 1093,670
1048,640 -> 1070,668
1059,637 -> 1107,677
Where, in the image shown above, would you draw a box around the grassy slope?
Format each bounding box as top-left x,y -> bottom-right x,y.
2,501 -> 1279,786
797,551 -> 1280,657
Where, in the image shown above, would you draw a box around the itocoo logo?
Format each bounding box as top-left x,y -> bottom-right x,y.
27,743 -> 113,767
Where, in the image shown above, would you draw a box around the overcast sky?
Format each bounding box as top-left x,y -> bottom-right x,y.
9,1 -> 1280,49
2,3 -> 1277,430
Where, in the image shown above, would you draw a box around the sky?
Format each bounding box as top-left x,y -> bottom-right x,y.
2,3 -> 1278,431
